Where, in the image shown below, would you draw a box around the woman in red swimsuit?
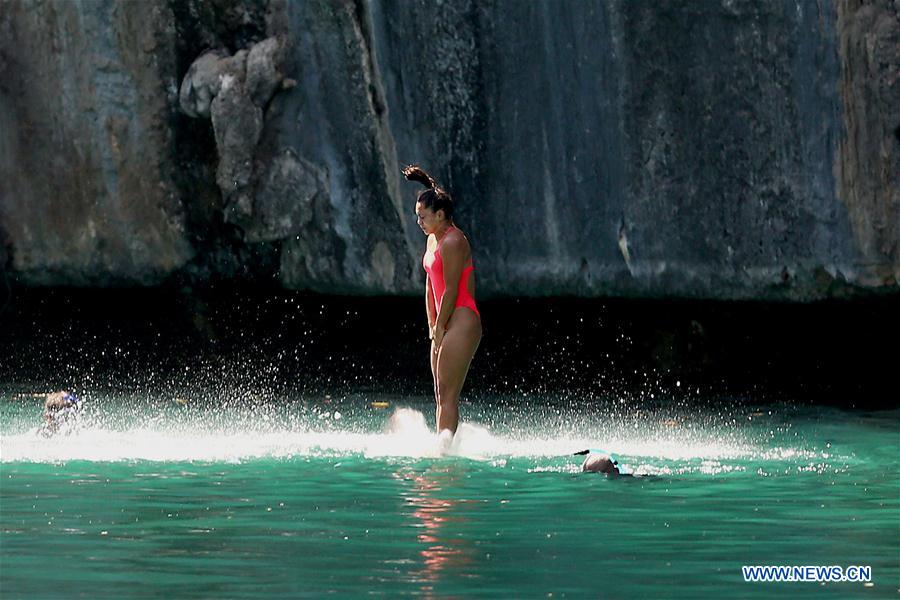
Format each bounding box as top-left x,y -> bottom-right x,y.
403,165 -> 482,435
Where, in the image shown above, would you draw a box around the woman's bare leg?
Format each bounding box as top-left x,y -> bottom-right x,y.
435,309 -> 482,433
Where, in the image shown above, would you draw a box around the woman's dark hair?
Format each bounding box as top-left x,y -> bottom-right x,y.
402,164 -> 454,220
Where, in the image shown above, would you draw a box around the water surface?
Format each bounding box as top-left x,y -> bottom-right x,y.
2,393 -> 898,598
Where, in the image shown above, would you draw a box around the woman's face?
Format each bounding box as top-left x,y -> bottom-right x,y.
415,201 -> 444,236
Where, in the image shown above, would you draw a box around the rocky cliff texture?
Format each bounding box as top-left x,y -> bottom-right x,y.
0,0 -> 897,299
0,0 -> 194,285
836,0 -> 900,289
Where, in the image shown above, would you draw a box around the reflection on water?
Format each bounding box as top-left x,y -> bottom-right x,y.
396,465 -> 476,594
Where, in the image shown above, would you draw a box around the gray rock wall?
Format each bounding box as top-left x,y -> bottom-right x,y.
836,0 -> 900,289
0,0 -> 193,285
270,0 -> 415,294
0,0 -> 896,299
371,0 -> 882,299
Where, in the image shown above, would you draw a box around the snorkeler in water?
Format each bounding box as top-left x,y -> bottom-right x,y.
574,449 -> 634,477
39,391 -> 82,437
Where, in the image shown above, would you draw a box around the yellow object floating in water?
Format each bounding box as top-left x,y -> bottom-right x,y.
371,401 -> 390,409
174,398 -> 189,405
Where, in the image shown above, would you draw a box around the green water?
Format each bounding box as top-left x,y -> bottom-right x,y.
1,394 -> 898,598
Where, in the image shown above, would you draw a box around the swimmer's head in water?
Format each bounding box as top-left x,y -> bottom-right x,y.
43,391 -> 81,425
581,453 -> 620,475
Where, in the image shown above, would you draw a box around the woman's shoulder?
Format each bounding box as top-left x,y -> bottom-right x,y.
449,224 -> 471,242
443,227 -> 470,249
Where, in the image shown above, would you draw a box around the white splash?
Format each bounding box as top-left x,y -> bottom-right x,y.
0,404 -> 828,473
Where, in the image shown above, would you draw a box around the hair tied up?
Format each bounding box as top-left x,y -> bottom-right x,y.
402,164 -> 436,190
403,164 -> 455,219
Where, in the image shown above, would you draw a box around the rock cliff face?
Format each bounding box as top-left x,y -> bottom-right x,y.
0,0 -> 897,299
836,0 -> 900,289
0,0 -> 194,285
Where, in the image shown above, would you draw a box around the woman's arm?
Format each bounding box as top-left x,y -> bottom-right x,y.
434,234 -> 467,335
426,276 -> 437,337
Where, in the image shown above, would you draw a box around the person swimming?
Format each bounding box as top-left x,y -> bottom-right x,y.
39,391 -> 82,437
574,449 -> 633,477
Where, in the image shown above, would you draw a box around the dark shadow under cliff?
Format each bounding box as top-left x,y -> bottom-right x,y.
0,287 -> 896,409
